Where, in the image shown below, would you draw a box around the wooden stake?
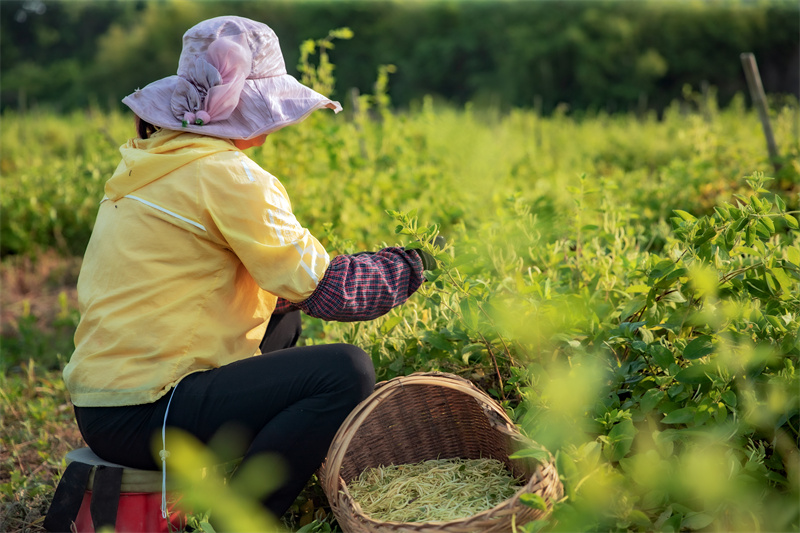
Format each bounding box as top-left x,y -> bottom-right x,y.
701,80 -> 711,123
348,87 -> 361,121
740,53 -> 781,171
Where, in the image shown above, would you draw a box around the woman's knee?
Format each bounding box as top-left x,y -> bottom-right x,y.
327,343 -> 375,402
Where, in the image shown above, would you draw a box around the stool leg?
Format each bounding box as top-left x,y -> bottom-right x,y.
89,465 -> 123,531
44,462 -> 93,532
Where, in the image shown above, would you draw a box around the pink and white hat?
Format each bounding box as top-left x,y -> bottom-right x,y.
122,16 -> 342,140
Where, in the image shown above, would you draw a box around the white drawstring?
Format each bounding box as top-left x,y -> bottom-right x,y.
160,383 -> 179,520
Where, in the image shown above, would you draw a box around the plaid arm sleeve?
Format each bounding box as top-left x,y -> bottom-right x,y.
280,247 -> 424,322
273,297 -> 300,314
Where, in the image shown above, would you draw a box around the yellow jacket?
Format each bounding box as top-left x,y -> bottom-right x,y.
63,130 -> 330,407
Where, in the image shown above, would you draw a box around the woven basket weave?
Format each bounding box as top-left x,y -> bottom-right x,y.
320,372 -> 563,533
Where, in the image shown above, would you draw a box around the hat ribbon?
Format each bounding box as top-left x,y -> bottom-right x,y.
170,33 -> 252,127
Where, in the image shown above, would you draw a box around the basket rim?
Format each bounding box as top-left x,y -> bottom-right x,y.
322,372 -> 516,492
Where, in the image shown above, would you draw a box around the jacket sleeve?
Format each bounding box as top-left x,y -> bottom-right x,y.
273,247 -> 424,321
201,153 -> 330,302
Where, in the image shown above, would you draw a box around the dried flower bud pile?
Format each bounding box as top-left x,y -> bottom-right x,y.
346,458 -> 523,523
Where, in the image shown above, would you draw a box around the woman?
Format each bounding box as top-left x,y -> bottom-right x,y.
62,16 -> 430,520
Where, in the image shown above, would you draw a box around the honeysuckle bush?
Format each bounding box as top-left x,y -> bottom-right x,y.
320,172 -> 799,532
3,92 -> 798,258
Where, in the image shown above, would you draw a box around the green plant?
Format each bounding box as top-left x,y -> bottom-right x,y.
297,27 -> 353,98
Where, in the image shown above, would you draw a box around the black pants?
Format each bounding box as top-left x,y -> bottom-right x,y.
73,312 -> 375,518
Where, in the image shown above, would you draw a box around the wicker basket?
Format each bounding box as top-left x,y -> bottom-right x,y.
320,372 -> 563,533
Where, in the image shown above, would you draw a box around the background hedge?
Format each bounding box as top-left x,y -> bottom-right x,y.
2,0 -> 798,115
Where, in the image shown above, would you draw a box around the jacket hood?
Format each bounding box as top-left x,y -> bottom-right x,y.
105,130 -> 237,200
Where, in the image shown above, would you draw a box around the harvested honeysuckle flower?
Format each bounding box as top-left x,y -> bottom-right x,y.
346,458 -> 524,523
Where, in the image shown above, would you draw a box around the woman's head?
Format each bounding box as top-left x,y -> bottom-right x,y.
123,16 -> 341,141
134,115 -> 158,140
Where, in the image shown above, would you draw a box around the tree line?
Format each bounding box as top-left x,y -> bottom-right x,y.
1,0 -> 798,115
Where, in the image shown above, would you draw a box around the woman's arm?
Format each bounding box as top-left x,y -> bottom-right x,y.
273,247 -> 425,321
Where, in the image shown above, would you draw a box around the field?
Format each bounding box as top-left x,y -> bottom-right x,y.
1,79 -> 799,532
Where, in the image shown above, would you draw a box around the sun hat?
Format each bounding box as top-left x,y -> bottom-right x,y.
122,16 -> 342,140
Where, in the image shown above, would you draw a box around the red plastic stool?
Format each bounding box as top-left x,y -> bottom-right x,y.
45,447 -> 185,533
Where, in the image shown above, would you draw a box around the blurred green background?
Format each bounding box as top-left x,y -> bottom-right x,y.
2,0 -> 798,115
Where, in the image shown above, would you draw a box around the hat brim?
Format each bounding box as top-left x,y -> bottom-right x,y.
123,74 -> 342,140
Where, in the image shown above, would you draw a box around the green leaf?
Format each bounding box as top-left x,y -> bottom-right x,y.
517,520 -> 548,533
555,451 -> 579,498
758,217 -> 775,234
723,225 -> 737,248
725,203 -> 741,217
640,388 -> 664,412
423,270 -> 440,282
422,331 -> 452,351
692,228 -> 716,247
784,214 -> 799,229
461,343 -> 486,364
775,195 -> 787,212
734,216 -> 750,232
771,267 -> 795,294
459,298 -> 480,330
604,419 -> 637,462
296,522 -> 320,533
380,315 -> 403,335
674,364 -> 714,385
621,295 -> 646,320
519,493 -> 547,511
650,345 -> 675,368
660,290 -> 687,303
661,406 -> 694,424
745,278 -> 773,298
668,383 -> 685,399
509,447 -> 551,462
683,335 -> 714,360
619,321 -> 646,337
681,512 -> 715,530
631,340 -> 647,352
754,221 -> 771,239
674,209 -> 696,222
199,522 -> 217,533
653,506 -> 674,529
693,407 -> 711,425
788,246 -> 800,266
714,206 -> 730,221
766,314 -> 786,332
722,390 -> 737,407
732,246 -> 760,256
746,224 -> 756,246
627,509 -> 652,528
626,284 -> 651,294
657,267 -> 688,286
